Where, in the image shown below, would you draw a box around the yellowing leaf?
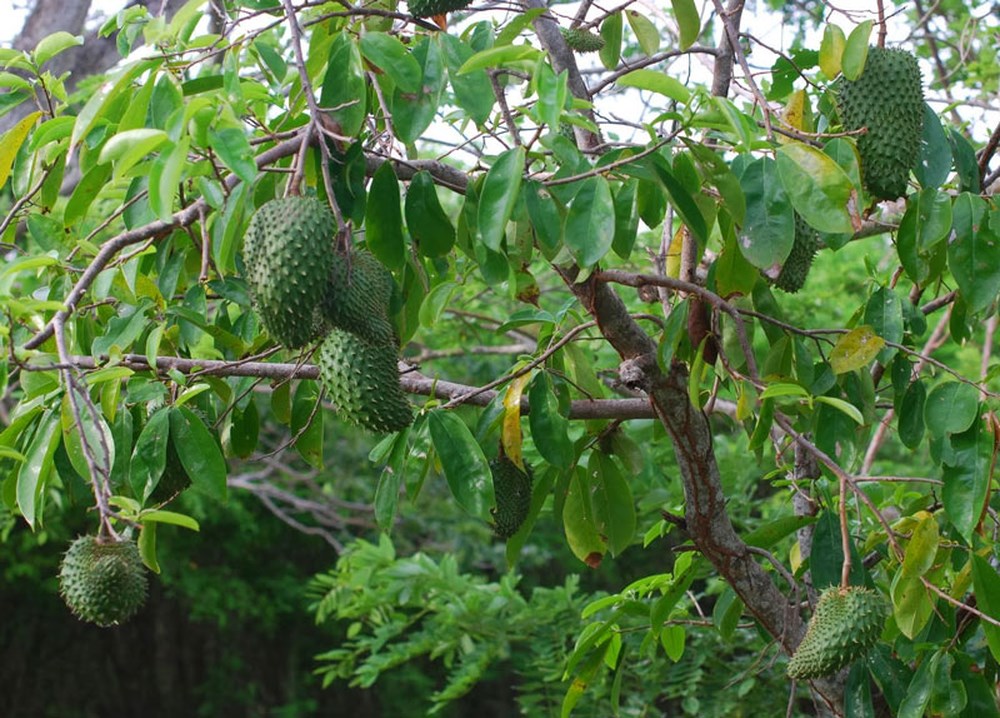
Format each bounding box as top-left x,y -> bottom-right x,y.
829,326 -> 885,374
819,24 -> 846,78
502,371 -> 533,469
778,90 -> 807,144
665,224 -> 684,278
0,110 -> 42,189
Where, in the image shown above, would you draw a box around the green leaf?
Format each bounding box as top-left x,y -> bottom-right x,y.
360,32 -> 421,93
941,420 -> 992,544
611,179 -> 639,259
901,512 -> 939,578
648,158 -> 708,245
901,188 -> 952,252
98,128 -> 169,179
776,142 -> 853,234
478,147 -> 525,252
440,34 -> 493,126
811,510 -> 867,588
0,111 -> 42,189
457,43 -> 540,74
130,408 -> 169,501
534,61 -> 568,129
528,374 -> 574,469
589,453 -> 636,557
16,412 -> 60,529
64,163 -> 112,229
814,396 -> 864,425
897,650 -> 937,718
427,411 -> 493,521
141,509 -> 200,531
230,398 -> 259,459
563,466 -> 605,567
138,522 -> 160,573
33,31 -> 83,66
169,406 -> 228,502
366,162 -> 406,270
743,514 -> 816,549
321,31 -> 367,137
626,10 -> 659,56
523,180 -> 564,256
208,126 -> 257,185
841,21 -> 872,81
949,193 -> 1000,313
863,286 -> 903,363
819,24 -> 846,77
615,69 -> 690,104
405,171 -> 455,257
291,382 -> 324,470
149,137 -> 190,222
923,382 -> 979,439
564,176 -> 616,267
737,157 -> 794,269
891,567 -> 935,639
971,554 -> 1000,664
829,326 -> 884,374
670,0 -> 700,50
598,13 -> 622,70
898,381 -> 926,449
914,103 -> 952,190
71,59 -> 157,151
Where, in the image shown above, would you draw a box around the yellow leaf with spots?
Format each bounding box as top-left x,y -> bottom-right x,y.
779,90 -> 807,144
830,326 -> 885,374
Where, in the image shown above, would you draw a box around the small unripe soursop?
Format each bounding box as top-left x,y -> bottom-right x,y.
786,586 -> 888,680
772,214 -> 818,293
836,46 -> 924,200
490,456 -> 533,539
242,196 -> 336,349
407,0 -> 471,17
317,328 -> 413,433
322,249 -> 396,346
561,28 -> 606,53
59,536 -> 148,627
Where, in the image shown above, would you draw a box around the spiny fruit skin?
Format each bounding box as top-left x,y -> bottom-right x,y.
490,456 -> 533,539
243,196 -> 336,349
786,586 -> 889,680
59,536 -> 148,627
561,27 -> 606,53
837,46 -> 924,200
407,0 -> 471,17
317,328 -> 413,433
772,214 -> 819,293
322,250 -> 396,346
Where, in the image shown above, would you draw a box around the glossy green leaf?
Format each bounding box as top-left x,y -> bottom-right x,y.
16,412 -> 60,528
626,10 -> 659,56
360,32 -> 421,93
71,59 -> 157,150
949,193 -> 1000,313
565,176 -> 616,267
528,374 -> 574,469
914,103 -> 952,190
440,34 -> 493,126
169,406 -> 227,502
598,13 -> 622,70
33,31 -> 83,66
64,163 -> 112,228
901,188 -> 952,252
648,159 -> 707,245
941,419 -> 992,543
138,522 -> 160,573
141,509 -> 200,531
616,69 -> 690,104
321,31 -> 367,137
898,380 -> 926,449
457,43 -> 539,75
589,453 -> 636,557
149,137 -> 189,222
776,142 -> 853,234
208,126 -> 257,185
863,286 -> 903,363
897,650 -> 937,718
819,24 -> 846,77
811,510 -> 867,588
923,382 -> 978,439
814,396 -> 864,425
901,512 -> 939,578
405,170 -> 455,257
291,383 -> 324,470
971,554 -> 1000,664
524,179 -> 564,256
841,21 -> 872,81
230,398 -> 259,459
743,514 -> 816,548
563,466 -> 605,567
611,179 -> 639,259
535,61 -> 568,129
478,147 -> 524,251
130,407 -> 169,501
891,567 -> 934,639
670,0 -> 700,50
366,161 -> 406,270
737,157 -> 794,269
428,411 -> 493,521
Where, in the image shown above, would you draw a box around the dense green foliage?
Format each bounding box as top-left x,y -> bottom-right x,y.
2,0 -> 1000,715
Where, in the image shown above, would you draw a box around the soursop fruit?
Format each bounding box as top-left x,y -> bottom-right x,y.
322,249 -> 396,346
407,0 -> 471,17
317,328 -> 413,433
837,46 -> 924,200
490,456 -> 533,539
772,214 -> 819,293
243,196 -> 336,348
786,586 -> 888,680
561,28 -> 606,53
59,536 -> 148,627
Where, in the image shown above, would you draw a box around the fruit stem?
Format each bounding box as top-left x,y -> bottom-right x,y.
839,471 -> 851,590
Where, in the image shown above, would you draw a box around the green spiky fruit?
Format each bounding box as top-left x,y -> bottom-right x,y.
786,587 -> 888,680
561,27 -> 606,53
322,250 -> 396,346
490,456 -> 533,539
59,536 -> 148,627
243,196 -> 336,348
837,46 -> 924,200
317,328 -> 413,433
772,214 -> 819,293
407,0 -> 471,17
